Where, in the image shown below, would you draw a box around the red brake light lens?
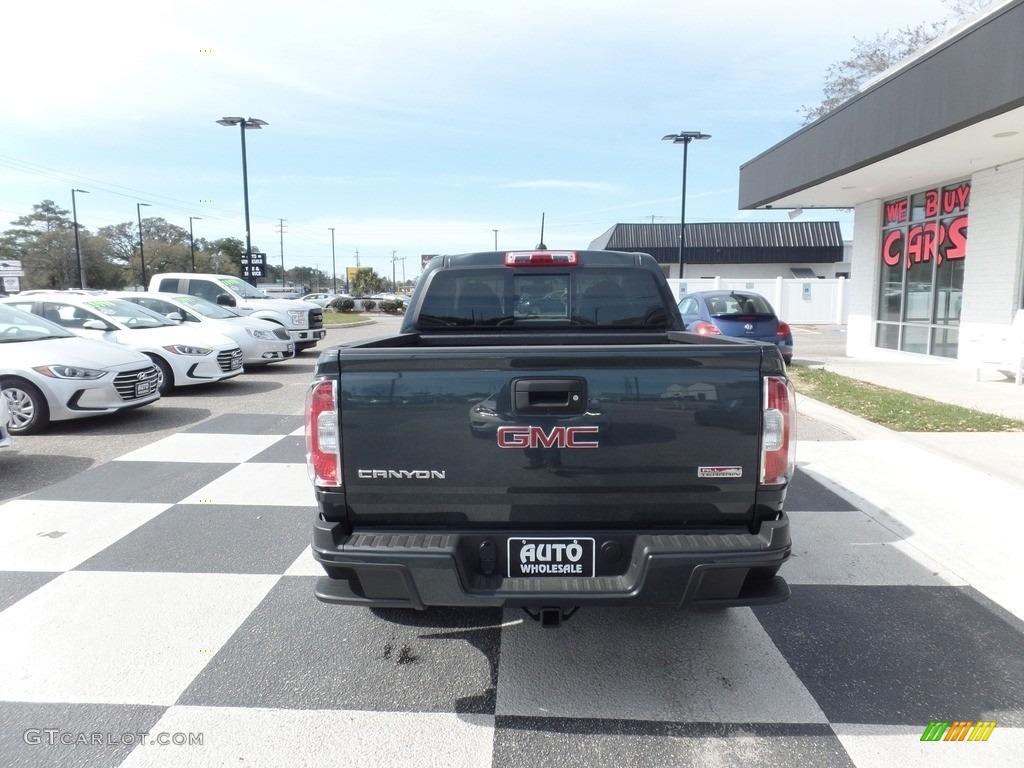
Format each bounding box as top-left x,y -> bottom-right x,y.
305,378 -> 341,487
761,375 -> 796,486
777,321 -> 792,338
504,251 -> 579,267
692,320 -> 721,335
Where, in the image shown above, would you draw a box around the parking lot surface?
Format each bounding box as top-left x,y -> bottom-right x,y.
1,318 -> 1022,767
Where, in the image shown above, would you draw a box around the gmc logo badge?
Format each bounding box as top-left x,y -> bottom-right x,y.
496,425 -> 600,449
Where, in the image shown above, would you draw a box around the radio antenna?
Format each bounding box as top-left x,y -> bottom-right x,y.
536,213 -> 546,249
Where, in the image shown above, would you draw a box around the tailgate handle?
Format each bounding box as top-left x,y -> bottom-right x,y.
513,378 -> 587,414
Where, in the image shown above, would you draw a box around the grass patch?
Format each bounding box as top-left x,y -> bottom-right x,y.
787,365 -> 1024,433
322,311 -> 378,325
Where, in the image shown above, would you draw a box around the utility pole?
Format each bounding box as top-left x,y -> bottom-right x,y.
329,227 -> 336,293
278,219 -> 287,284
391,250 -> 397,292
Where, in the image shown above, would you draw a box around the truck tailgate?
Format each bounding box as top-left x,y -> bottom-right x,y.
336,344 -> 766,530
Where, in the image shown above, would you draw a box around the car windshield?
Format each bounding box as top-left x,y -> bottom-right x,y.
221,277 -> 269,299
0,304 -> 75,341
81,299 -> 175,328
172,295 -> 240,319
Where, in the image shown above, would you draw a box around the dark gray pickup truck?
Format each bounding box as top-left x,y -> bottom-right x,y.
307,249 -> 795,626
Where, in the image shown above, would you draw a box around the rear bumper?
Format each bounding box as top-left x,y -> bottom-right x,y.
312,514 -> 791,610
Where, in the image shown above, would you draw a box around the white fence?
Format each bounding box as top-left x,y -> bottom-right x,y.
668,277 -> 849,325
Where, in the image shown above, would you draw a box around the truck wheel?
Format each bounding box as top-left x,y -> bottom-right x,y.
1,377 -> 50,435
147,355 -> 174,395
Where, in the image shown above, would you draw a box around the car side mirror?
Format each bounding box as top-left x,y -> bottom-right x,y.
165,312 -> 184,323
215,293 -> 236,307
81,319 -> 113,331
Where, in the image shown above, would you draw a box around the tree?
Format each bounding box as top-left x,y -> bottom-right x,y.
1,201 -> 80,289
289,265 -> 329,291
800,0 -> 990,124
349,267 -> 387,296
208,237 -> 245,274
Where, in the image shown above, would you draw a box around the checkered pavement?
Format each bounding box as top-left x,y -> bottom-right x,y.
1,414 -> 1022,767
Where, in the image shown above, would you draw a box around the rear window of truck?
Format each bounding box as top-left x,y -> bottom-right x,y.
416,269 -> 670,329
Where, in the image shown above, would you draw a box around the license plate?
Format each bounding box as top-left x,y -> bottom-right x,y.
135,380 -> 157,397
507,537 -> 595,578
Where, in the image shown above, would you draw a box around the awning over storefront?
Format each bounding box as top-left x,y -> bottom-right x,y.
738,0 -> 1024,212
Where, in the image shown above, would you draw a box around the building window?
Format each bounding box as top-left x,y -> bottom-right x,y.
876,181 -> 969,357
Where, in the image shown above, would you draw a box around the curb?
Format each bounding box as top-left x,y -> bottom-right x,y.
795,394 -> 896,441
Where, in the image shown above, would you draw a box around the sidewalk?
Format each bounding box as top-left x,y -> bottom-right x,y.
794,354 -> 1024,622
799,352 -> 1024,489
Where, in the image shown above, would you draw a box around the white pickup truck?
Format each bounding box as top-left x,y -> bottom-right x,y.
149,273 -> 326,351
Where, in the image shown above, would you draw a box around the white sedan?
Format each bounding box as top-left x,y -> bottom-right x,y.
0,303 -> 160,435
113,292 -> 295,366
2,294 -> 243,396
0,381 -> 11,447
300,292 -> 346,308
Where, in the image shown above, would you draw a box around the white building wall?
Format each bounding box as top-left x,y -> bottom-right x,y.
959,160 -> 1024,334
683,262 -> 849,280
846,200 -> 883,357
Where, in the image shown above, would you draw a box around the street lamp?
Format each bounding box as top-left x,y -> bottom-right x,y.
662,131 -> 711,275
71,189 -> 89,289
329,227 -> 336,293
216,116 -> 268,281
189,216 -> 202,272
136,202 -> 152,287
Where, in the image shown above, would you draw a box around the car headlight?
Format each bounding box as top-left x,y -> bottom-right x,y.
245,327 -> 276,340
286,310 -> 306,325
33,365 -> 106,380
163,344 -> 213,356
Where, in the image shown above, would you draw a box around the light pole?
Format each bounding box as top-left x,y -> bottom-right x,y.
71,189 -> 89,289
391,250 -> 397,292
189,216 -> 202,272
216,116 -> 268,279
136,202 -> 152,287
662,131 -> 711,276
493,229 -> 498,250
329,227 -> 336,293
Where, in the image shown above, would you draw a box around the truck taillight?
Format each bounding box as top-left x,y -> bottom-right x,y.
691,320 -> 721,335
306,378 -> 341,487
761,375 -> 796,486
504,250 -> 579,266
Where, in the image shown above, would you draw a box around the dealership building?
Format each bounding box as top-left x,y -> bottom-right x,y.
738,0 -> 1024,361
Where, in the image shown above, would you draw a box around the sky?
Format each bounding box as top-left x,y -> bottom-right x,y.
0,0 -> 958,280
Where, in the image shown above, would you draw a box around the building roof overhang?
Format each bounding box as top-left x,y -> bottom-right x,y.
739,0 -> 1024,211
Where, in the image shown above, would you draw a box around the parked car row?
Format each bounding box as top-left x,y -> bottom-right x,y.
0,287 -> 305,436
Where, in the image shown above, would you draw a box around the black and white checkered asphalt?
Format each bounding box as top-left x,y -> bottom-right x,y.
1,411 -> 1022,767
